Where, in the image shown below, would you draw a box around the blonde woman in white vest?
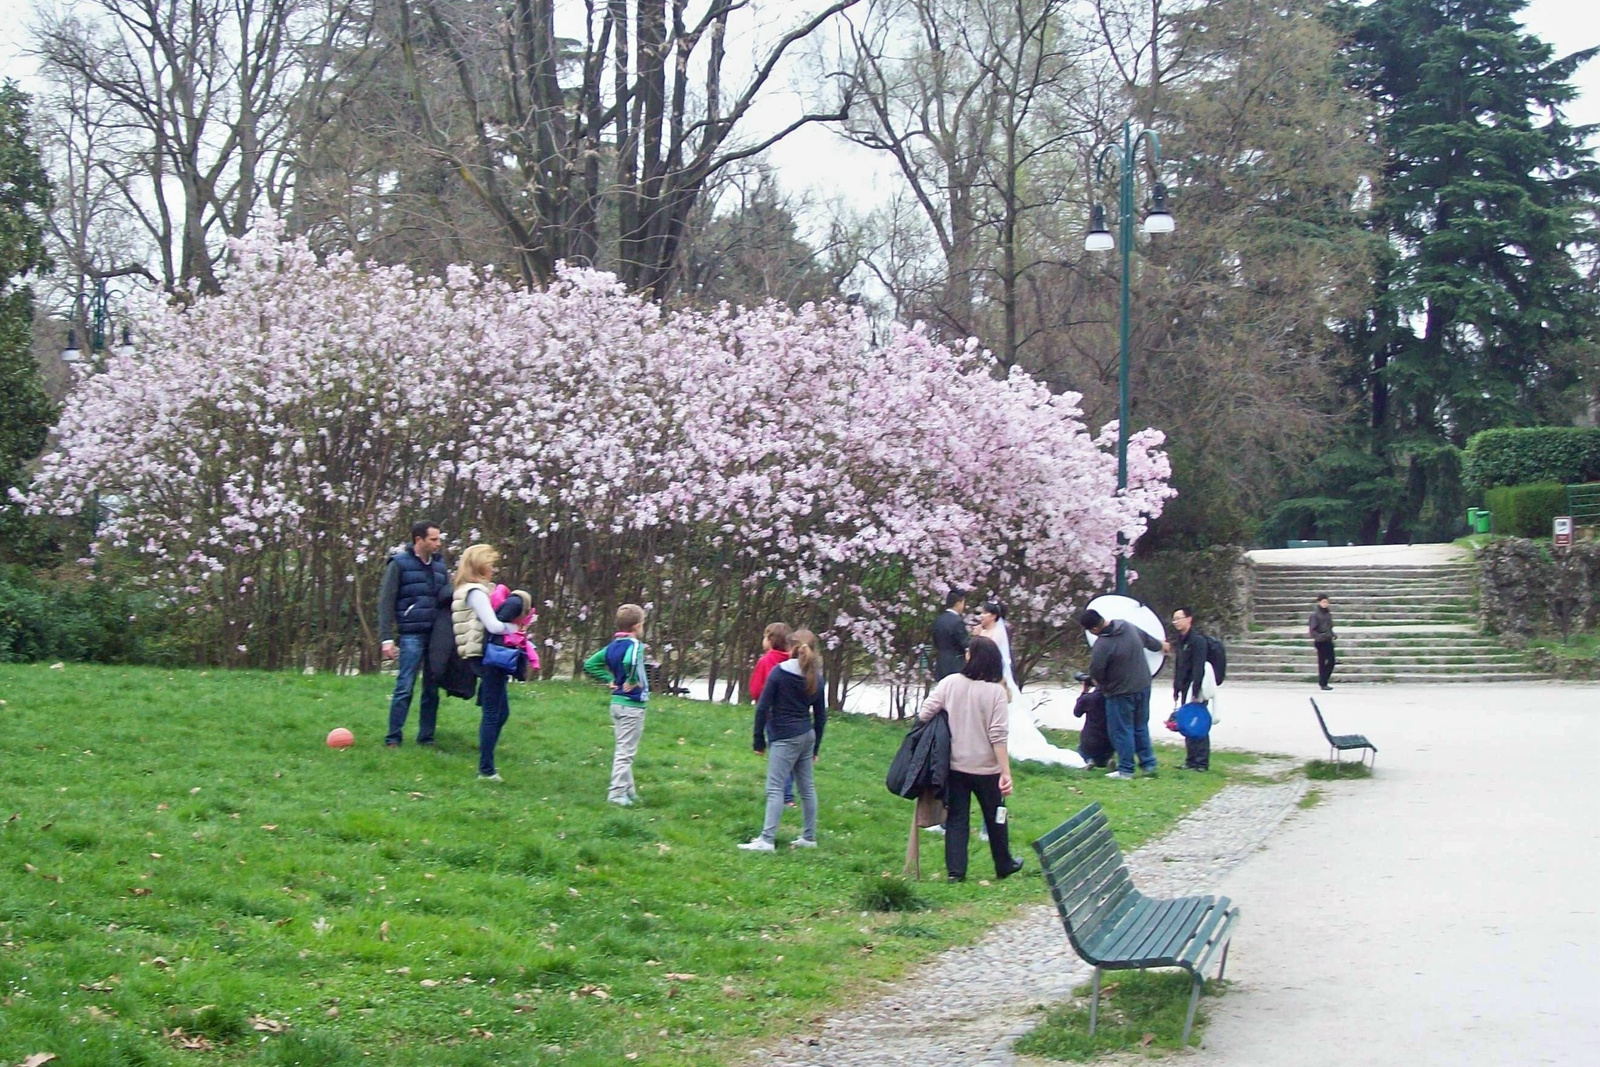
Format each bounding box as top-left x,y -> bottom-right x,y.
452,544 -> 521,781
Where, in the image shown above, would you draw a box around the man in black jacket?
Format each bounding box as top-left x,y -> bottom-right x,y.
1170,607 -> 1213,771
1309,595 -> 1336,691
931,589 -> 970,680
378,520 -> 451,746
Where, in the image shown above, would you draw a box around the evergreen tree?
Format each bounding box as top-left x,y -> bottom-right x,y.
1335,0 -> 1600,441
0,82 -> 55,502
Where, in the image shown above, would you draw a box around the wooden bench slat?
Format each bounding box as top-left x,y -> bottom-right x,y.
1062,869 -> 1128,930
1053,840 -> 1124,912
1125,895 -> 1212,962
1039,814 -> 1113,869
1176,899 -> 1235,969
1073,880 -> 1136,945
1033,803 -> 1106,855
1042,829 -> 1116,886
1083,896 -> 1167,960
1076,892 -> 1140,957
1093,896 -> 1195,962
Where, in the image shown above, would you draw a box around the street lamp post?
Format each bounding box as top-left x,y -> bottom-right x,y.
1085,119 -> 1175,595
62,278 -> 135,375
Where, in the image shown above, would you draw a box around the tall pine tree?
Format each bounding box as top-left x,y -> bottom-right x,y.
0,82 -> 54,503
1336,0 -> 1600,441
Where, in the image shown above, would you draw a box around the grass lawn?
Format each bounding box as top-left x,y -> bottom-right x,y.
0,665 -> 1250,1066
1013,971 -> 1226,1061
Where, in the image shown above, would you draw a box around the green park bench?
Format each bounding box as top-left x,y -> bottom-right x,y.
1032,803 -> 1238,1045
1310,698 -> 1378,769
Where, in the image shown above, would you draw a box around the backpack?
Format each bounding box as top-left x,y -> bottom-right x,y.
1205,634 -> 1227,686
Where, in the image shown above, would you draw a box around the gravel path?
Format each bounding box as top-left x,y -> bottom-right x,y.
746,777 -> 1305,1067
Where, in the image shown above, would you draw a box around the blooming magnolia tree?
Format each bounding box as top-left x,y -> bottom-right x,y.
19,228 -> 1172,683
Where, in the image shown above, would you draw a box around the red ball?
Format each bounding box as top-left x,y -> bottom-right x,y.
326,727 -> 355,748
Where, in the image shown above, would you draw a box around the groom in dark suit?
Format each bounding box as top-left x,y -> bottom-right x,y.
931,588 -> 970,680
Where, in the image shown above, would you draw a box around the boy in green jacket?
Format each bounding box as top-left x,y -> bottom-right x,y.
583,604 -> 649,806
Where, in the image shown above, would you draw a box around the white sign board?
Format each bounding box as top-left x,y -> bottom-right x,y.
1553,516 -> 1573,548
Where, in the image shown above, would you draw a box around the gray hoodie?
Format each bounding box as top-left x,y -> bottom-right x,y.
1089,619 -> 1165,696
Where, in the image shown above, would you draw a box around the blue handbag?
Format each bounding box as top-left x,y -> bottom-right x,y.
482,641 -> 525,676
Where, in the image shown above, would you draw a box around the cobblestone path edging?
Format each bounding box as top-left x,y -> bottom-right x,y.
747,776 -> 1306,1067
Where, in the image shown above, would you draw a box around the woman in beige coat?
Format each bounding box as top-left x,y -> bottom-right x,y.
917,636 -> 1026,882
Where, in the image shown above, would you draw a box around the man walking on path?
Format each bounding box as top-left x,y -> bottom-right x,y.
1080,608 -> 1165,779
379,520 -> 451,746
1308,595 -> 1336,691
931,589 -> 970,681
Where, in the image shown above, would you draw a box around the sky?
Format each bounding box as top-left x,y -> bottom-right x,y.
0,0 -> 1596,221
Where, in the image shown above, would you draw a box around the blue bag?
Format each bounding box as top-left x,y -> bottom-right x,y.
1173,701 -> 1213,739
482,641 -> 525,676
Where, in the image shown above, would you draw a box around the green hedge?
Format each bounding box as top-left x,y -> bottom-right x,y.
0,567 -> 173,664
1463,427 -> 1600,490
1483,482 -> 1569,538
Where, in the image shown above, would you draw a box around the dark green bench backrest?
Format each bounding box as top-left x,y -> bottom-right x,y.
1033,803 -> 1136,947
1310,698 -> 1334,744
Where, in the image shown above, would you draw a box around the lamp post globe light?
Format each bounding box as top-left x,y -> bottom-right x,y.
1085,119 -> 1176,595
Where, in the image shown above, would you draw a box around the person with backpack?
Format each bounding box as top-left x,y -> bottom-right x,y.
1170,606 -> 1225,771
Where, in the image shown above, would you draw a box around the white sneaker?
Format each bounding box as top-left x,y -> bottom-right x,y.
924,824 -> 946,835
979,829 -> 990,843
609,796 -> 633,807
738,838 -> 775,852
1105,770 -> 1133,780
790,837 -> 818,849
478,773 -> 504,782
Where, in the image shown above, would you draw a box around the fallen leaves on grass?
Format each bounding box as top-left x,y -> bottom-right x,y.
379,921 -> 391,941
573,984 -> 610,1000
1141,1032 -> 1157,1046
662,973 -> 696,981
249,1015 -> 290,1034
260,824 -> 278,831
419,979 -> 440,989
163,1027 -> 214,1051
21,1053 -> 59,1067
77,977 -> 119,992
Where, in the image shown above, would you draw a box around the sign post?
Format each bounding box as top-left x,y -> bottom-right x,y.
1553,516 -> 1573,548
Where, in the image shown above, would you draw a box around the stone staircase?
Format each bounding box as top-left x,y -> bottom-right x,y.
1228,557 -> 1546,683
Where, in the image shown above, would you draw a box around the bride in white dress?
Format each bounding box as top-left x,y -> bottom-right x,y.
975,602 -> 1086,769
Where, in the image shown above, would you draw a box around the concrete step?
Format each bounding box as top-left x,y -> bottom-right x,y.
1253,564 -> 1477,575
1237,559 -> 1546,683
1238,636 -> 1502,647
1253,577 -> 1475,588
1230,652 -> 1530,666
1227,671 -> 1550,684
1253,592 -> 1474,604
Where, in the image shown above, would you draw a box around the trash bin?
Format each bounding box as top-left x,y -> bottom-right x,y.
1471,508 -> 1492,534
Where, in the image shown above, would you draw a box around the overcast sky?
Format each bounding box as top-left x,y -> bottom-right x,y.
0,0 -> 1595,221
